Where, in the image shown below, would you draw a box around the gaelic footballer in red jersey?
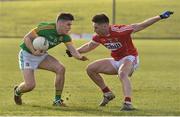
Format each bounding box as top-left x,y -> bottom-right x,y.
92,24 -> 138,61
77,11 -> 173,111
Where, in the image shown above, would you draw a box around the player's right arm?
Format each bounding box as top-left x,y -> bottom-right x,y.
23,29 -> 44,56
77,40 -> 100,53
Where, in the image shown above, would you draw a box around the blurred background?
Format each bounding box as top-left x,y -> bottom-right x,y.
0,0 -> 180,39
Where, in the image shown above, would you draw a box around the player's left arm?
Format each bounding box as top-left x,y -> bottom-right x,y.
64,42 -> 88,61
131,11 -> 174,33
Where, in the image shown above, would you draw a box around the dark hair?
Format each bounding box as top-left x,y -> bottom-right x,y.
56,12 -> 74,22
92,14 -> 109,24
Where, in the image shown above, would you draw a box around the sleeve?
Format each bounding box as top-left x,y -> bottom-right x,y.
27,28 -> 39,37
37,22 -> 47,27
119,25 -> 133,35
35,22 -> 54,34
63,35 -> 72,44
92,35 -> 100,44
111,25 -> 133,35
35,22 -> 46,32
33,22 -> 45,34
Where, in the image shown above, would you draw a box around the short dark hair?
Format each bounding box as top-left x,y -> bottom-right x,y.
92,14 -> 109,24
56,12 -> 74,22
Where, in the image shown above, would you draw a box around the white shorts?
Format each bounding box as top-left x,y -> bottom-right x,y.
18,50 -> 48,70
110,55 -> 139,71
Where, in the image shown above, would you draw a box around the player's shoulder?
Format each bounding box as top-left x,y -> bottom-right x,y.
61,34 -> 72,42
37,22 -> 56,30
62,34 -> 71,39
110,24 -> 133,33
92,34 -> 100,40
92,34 -> 101,43
92,34 -> 99,38
110,24 -> 126,30
38,22 -> 55,26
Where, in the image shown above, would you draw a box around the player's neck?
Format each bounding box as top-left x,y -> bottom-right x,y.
100,31 -> 110,37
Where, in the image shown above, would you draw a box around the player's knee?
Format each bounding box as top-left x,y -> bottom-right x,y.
118,71 -> 128,80
86,64 -> 96,74
55,65 -> 66,75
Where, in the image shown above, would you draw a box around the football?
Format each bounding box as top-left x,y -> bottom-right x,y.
33,36 -> 49,51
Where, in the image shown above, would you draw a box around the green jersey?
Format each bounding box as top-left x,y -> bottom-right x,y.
20,22 -> 72,53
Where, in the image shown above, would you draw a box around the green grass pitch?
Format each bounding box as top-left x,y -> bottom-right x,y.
0,39 -> 180,115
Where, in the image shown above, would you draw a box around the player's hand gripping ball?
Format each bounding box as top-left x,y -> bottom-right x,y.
33,36 -> 49,51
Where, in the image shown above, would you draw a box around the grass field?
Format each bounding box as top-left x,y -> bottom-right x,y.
0,39 -> 180,116
0,0 -> 180,38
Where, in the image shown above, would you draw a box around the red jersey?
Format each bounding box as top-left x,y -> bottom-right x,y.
92,25 -> 138,61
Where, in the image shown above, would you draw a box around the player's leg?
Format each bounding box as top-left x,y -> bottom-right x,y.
118,59 -> 133,100
38,55 -> 66,106
14,69 -> 36,105
117,56 -> 138,110
19,70 -> 36,92
14,50 -> 39,105
86,58 -> 117,89
86,58 -> 117,106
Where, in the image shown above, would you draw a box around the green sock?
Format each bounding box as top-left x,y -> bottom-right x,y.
55,90 -> 62,101
55,95 -> 61,101
15,87 -> 21,96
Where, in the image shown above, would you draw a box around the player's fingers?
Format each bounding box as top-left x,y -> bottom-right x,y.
66,49 -> 72,57
80,56 -> 88,61
84,57 -> 89,61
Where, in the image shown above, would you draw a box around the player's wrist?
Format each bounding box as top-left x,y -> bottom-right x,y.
159,14 -> 165,19
30,48 -> 36,54
79,56 -> 84,60
159,15 -> 163,19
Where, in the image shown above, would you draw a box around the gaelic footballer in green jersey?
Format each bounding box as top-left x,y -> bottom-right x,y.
14,12 -> 88,106
20,22 -> 73,53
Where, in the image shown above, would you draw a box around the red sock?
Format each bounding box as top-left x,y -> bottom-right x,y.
124,97 -> 131,103
102,87 -> 110,93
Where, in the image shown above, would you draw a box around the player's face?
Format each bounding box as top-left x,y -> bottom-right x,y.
93,23 -> 109,36
56,20 -> 72,34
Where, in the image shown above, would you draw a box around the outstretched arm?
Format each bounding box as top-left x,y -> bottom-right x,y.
131,11 -> 174,33
77,40 -> 100,53
65,40 -> 99,57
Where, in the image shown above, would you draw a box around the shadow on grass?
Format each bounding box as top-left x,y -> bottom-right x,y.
30,104 -> 180,116
24,104 -> 141,116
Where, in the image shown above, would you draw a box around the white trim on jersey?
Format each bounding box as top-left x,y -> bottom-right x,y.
91,40 -> 100,44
